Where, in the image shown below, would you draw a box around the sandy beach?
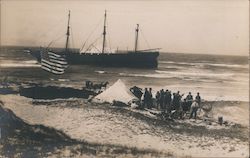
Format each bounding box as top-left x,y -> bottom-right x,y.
0,94 -> 248,157
1,0 -> 249,157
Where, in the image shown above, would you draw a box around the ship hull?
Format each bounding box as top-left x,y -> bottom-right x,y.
67,52 -> 159,68
29,50 -> 159,68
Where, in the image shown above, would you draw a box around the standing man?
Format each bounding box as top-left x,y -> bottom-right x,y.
195,92 -> 201,106
155,91 -> 160,109
165,90 -> 172,113
148,88 -> 153,109
189,100 -> 199,119
159,89 -> 165,111
186,92 -> 193,110
172,93 -> 177,110
142,88 -> 149,109
175,91 -> 182,110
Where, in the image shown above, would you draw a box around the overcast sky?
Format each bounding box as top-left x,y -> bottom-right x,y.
1,0 -> 249,56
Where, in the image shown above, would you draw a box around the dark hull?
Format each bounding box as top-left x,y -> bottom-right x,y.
30,50 -> 159,68
67,52 -> 159,68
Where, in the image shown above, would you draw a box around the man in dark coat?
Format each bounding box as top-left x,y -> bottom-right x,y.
165,90 -> 172,113
195,92 -> 201,106
143,88 -> 151,109
148,88 -> 153,109
186,92 -> 193,110
155,91 -> 160,109
159,89 -> 165,110
173,91 -> 182,110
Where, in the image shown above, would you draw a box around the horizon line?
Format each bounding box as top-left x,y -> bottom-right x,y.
0,44 -> 248,57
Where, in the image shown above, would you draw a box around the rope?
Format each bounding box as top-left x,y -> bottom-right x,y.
83,36 -> 102,53
140,29 -> 151,50
46,34 -> 65,49
70,27 -> 75,50
80,16 -> 103,51
37,17 -> 66,45
91,44 -> 101,53
108,33 -> 112,53
105,17 -> 112,53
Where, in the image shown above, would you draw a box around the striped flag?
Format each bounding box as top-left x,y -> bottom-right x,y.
41,50 -> 68,75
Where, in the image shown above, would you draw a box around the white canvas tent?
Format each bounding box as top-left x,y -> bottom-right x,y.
93,79 -> 138,104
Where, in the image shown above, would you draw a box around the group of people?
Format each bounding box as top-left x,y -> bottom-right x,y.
141,88 -> 201,119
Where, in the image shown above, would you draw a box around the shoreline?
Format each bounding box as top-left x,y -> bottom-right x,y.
0,82 -> 249,102
1,45 -> 248,58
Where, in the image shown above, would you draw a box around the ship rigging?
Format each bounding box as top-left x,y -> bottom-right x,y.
30,10 -> 160,68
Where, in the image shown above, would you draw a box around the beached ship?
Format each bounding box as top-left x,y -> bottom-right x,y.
30,11 -> 160,68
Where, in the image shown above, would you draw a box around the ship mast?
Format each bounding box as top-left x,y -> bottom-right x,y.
65,10 -> 71,53
134,24 -> 139,52
102,10 -> 107,53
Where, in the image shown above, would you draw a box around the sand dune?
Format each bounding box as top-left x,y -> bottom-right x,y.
0,100 -> 174,157
0,95 -> 248,157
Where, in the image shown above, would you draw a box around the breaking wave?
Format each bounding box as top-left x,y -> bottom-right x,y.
0,60 -> 40,68
119,73 -> 174,79
119,70 -> 235,81
159,61 -> 248,69
95,70 -> 107,74
155,70 -> 234,78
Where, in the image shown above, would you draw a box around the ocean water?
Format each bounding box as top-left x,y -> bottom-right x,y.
0,46 -> 248,101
